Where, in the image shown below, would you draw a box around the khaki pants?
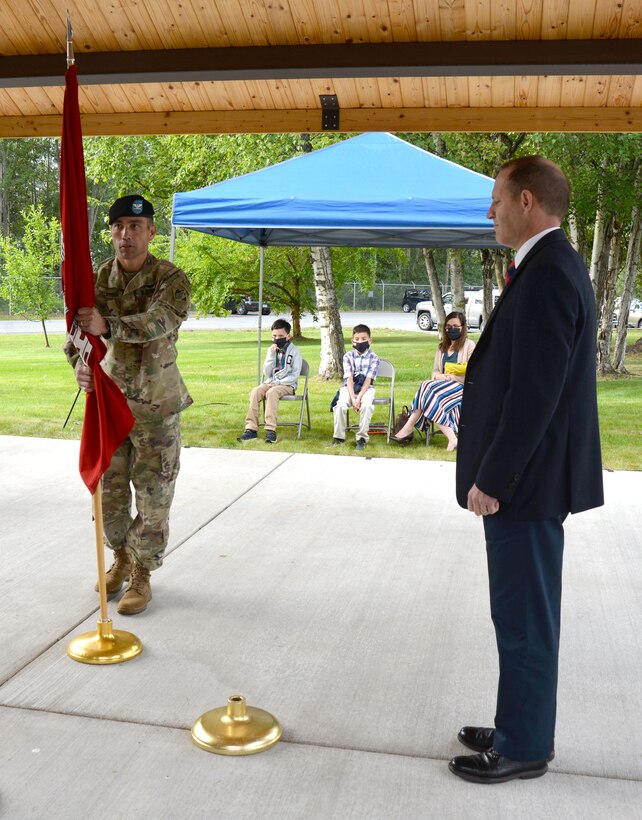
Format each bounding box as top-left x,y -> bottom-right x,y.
102,414 -> 181,570
245,382 -> 295,432
333,386 -> 375,441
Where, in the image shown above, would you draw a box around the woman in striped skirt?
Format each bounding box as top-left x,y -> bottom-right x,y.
391,311 -> 476,451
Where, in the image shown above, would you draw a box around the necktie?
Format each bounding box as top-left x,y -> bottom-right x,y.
505,261 -> 516,284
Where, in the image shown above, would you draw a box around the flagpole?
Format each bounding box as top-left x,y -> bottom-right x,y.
66,13 -> 74,68
62,14 -> 141,664
93,485 -> 109,620
62,387 -> 81,429
67,481 -> 143,664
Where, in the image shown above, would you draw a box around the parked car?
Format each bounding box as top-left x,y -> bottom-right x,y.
401,288 -> 431,313
612,298 -> 642,328
224,294 -> 271,315
416,289 -> 499,331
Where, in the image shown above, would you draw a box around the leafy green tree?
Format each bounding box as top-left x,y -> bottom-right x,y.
538,133 -> 642,371
0,205 -> 61,346
165,230 -> 315,338
5,129 -> 639,371
0,138 -> 60,237
83,133 -> 348,333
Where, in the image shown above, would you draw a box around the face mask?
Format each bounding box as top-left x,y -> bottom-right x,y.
354,341 -> 370,353
274,337 -> 288,349
446,327 -> 462,340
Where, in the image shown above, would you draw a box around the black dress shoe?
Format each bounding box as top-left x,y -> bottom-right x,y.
390,432 -> 413,444
448,750 -> 548,784
458,726 -> 555,761
458,726 -> 495,753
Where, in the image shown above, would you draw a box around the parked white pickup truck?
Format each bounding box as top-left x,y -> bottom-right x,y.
612,298 -> 642,328
415,289 -> 500,331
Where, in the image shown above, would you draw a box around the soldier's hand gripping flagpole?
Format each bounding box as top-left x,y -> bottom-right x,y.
61,17 -> 141,664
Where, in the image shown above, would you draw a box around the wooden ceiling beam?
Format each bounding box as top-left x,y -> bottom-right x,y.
1,40 -> 641,88
3,106 -> 642,138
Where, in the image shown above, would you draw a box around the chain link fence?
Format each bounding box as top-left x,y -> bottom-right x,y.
337,282 -> 433,312
0,278 -> 429,317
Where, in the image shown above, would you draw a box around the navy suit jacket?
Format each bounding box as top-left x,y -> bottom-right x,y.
456,229 -> 604,520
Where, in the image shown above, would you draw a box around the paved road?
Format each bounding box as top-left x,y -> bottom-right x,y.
0,311 -> 432,335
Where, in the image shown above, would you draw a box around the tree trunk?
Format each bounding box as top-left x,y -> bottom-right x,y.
479,248 -> 495,326
310,246 -> 345,379
448,249 -> 465,314
431,133 -> 447,157
0,143 -> 8,237
289,272 -> 302,339
596,218 -> 621,375
87,181 -> 100,238
421,248 -> 445,326
567,212 -> 590,264
592,210 -> 612,327
613,194 -> 642,371
589,162 -> 608,291
567,211 -> 580,253
290,302 -> 302,340
493,249 -> 508,291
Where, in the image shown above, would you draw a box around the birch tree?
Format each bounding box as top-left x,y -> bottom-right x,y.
542,133 -> 642,373
588,159 -> 609,292
311,246 -> 345,379
479,248 -> 498,325
596,218 -> 622,374
613,170 -> 642,371
422,248 -> 446,325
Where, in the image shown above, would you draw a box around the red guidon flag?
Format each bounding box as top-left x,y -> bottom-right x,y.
60,63 -> 134,494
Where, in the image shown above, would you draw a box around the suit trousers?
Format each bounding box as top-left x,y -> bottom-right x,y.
483,514 -> 565,761
245,382 -> 295,432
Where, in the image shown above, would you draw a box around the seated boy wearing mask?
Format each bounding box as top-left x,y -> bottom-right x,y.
238,319 -> 302,444
331,324 -> 380,451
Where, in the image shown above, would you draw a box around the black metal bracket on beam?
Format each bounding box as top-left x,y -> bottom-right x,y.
320,95 -> 339,130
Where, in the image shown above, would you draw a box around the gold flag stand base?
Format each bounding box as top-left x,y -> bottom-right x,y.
67,486 -> 143,665
191,695 -> 282,755
67,618 -> 143,665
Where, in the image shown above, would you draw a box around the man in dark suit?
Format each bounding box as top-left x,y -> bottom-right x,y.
450,156 -> 604,784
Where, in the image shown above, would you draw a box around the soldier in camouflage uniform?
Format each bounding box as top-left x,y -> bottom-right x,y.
65,195 -> 192,615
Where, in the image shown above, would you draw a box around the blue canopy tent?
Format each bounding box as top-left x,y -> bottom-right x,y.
172,132 -> 496,248
171,132 -> 498,375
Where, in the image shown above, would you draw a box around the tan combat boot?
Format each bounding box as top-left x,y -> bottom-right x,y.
95,548 -> 131,595
117,562 -> 152,615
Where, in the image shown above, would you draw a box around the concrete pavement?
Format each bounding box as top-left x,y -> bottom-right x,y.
1,436 -> 640,819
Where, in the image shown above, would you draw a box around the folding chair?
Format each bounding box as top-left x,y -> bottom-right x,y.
424,420 -> 439,446
262,359 -> 311,439
347,358 -> 396,442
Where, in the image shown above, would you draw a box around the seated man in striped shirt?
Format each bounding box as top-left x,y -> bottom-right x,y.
331,324 -> 380,451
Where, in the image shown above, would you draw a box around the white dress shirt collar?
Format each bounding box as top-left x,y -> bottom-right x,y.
514,226 -> 560,269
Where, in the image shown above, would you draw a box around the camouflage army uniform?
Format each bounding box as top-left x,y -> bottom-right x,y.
65,254 -> 192,569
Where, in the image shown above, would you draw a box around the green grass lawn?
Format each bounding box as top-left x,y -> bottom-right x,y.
1,328 -> 640,470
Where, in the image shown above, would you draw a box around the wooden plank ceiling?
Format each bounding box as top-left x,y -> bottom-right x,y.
0,0 -> 641,137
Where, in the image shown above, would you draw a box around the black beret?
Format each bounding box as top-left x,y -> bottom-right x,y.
109,195 -> 154,224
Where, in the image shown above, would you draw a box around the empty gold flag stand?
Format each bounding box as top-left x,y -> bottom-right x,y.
67,485 -> 143,664
192,695 -> 282,755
